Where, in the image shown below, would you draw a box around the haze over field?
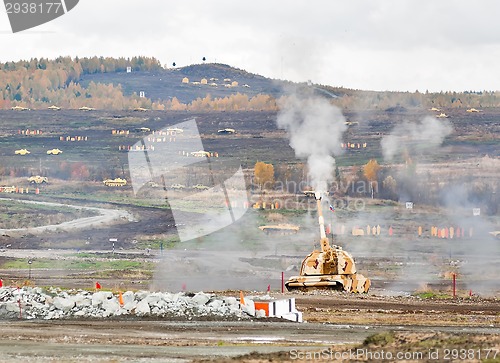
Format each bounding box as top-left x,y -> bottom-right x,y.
2,1 -> 500,92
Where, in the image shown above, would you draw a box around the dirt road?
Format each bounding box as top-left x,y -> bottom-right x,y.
0,319 -> 497,362
0,198 -> 135,235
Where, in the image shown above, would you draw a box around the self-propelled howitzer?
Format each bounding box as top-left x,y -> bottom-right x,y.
285,192 -> 370,293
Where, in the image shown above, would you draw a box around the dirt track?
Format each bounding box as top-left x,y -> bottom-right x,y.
0,316 -> 498,363
0,199 -> 176,250
0,197 -> 135,235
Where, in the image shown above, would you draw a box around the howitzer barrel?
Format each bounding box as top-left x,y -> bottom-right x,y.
315,192 -> 331,252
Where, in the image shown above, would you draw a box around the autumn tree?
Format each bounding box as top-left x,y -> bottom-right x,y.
254,161 -> 275,190
363,159 -> 381,199
382,175 -> 398,201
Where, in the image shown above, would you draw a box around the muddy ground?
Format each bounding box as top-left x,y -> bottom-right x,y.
0,292 -> 498,362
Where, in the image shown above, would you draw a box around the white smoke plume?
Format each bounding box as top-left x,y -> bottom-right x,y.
381,116 -> 453,161
277,94 -> 347,192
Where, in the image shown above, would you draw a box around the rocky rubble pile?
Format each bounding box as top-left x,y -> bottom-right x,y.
0,287 -> 250,320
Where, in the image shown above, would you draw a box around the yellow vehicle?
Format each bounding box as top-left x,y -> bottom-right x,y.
47,148 -> 63,155
166,127 -> 184,134
466,108 -> 481,113
11,106 -> 29,111
190,150 -> 211,157
103,178 -> 127,187
79,106 -> 95,111
217,128 -> 236,134
303,190 -> 316,198
133,107 -> 149,112
28,176 -> 48,184
192,184 -> 209,190
15,149 -> 31,155
285,192 -> 370,293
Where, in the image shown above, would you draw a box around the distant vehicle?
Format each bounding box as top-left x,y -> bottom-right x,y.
192,184 -> 209,190
0,186 -> 17,193
436,113 -> 449,118
303,190 -> 328,198
190,150 -> 211,157
146,181 -> 160,188
259,224 -> 299,235
103,178 -> 127,187
429,107 -> 441,112
169,183 -> 185,190
15,149 -> 30,155
134,127 -> 151,133
344,121 -> 359,126
27,176 -> 48,184
166,127 -> 184,134
47,105 -> 61,110
133,107 -> 149,112
303,191 -> 316,198
466,108 -> 481,113
46,148 -> 63,155
79,106 -> 95,111
217,128 -> 236,134
11,106 -> 29,111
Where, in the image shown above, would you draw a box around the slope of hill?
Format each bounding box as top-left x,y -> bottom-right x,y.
3,56 -> 498,110
79,63 -> 288,103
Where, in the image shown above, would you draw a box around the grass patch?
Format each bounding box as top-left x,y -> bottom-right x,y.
414,291 -> 453,299
2,258 -> 155,271
363,332 -> 395,347
134,235 -> 180,249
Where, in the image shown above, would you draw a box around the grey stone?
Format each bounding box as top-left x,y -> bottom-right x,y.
135,299 -> 150,316
191,292 -> 210,306
102,299 -> 120,316
91,291 -> 112,306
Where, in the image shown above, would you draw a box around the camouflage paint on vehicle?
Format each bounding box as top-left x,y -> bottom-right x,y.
285,193 -> 370,293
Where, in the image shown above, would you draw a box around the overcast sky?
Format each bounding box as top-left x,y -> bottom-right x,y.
1,0 -> 500,92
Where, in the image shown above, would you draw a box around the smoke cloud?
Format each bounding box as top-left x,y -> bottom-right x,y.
277,93 -> 347,192
381,116 -> 453,161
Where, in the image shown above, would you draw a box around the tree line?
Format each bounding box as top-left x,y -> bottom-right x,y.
0,56 -> 161,109
2,56 -> 500,110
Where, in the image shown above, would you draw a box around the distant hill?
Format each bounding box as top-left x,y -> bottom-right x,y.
79,63 -> 288,104
2,56 -> 499,110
